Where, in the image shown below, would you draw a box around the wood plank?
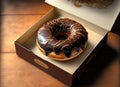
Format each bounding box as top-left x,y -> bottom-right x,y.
2,0 -> 53,15
92,58 -> 119,87
0,53 -> 67,87
107,32 -> 120,51
1,15 -> 42,52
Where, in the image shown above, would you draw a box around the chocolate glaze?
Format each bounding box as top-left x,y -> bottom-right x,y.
37,18 -> 88,57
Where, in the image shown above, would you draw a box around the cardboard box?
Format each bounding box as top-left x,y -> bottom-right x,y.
15,0 -> 120,86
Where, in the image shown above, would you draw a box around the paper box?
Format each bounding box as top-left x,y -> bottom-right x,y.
15,0 -> 120,86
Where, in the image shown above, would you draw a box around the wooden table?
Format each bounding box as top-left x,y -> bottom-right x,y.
0,0 -> 119,87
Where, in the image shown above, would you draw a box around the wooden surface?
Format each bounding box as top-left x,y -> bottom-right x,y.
0,0 -> 119,87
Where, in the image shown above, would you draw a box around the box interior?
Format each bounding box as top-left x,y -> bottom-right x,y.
45,0 -> 120,31
16,8 -> 108,75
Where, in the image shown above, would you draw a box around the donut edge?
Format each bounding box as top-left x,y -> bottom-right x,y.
36,39 -> 87,61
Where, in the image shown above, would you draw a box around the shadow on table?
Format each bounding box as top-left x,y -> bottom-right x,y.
73,44 -> 118,87
0,0 -> 2,85
0,0 -> 2,53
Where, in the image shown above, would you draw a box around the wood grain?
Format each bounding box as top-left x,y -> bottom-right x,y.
1,15 -> 42,52
2,0 -> 52,15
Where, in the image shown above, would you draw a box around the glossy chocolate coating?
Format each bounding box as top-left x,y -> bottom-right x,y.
37,18 -> 88,57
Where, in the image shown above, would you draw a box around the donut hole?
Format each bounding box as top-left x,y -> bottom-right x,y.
55,33 -> 68,40
51,23 -> 71,40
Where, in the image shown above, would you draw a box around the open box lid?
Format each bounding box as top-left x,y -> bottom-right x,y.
45,0 -> 120,31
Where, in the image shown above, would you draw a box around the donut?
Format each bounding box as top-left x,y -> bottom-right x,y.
72,0 -> 114,8
36,18 -> 88,61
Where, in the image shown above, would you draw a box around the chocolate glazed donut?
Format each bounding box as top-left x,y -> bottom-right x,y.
36,18 -> 88,61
